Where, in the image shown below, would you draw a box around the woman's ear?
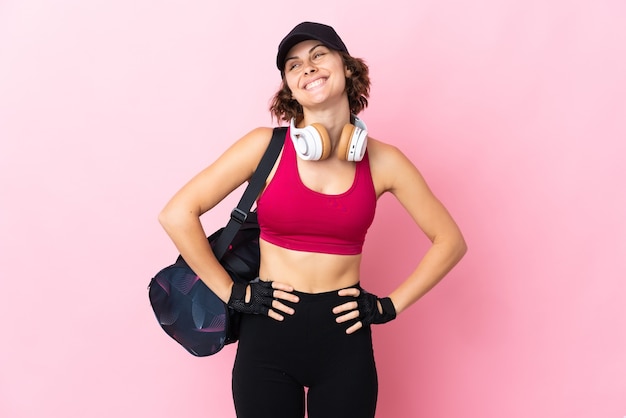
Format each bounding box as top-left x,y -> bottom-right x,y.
345,66 -> 353,78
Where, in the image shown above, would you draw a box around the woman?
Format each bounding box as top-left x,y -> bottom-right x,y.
159,21 -> 467,418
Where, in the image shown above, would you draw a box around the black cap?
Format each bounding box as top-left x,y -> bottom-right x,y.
276,22 -> 349,72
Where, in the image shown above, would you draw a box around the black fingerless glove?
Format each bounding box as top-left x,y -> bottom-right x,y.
227,278 -> 274,315
357,289 -> 397,326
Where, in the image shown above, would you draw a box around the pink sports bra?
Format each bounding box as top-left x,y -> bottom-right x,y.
256,127 -> 377,255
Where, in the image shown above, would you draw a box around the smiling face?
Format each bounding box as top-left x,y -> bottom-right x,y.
283,40 -> 350,113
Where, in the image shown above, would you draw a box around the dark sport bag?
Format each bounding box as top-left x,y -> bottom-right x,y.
148,128 -> 286,357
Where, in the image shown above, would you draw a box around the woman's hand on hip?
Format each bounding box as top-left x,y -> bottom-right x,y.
333,286 -> 397,334
228,279 -> 299,321
333,287 -> 364,334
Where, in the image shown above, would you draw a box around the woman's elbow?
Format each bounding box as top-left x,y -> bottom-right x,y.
157,208 -> 169,228
157,207 -> 174,233
454,233 -> 468,261
158,203 -> 184,231
159,199 -> 201,230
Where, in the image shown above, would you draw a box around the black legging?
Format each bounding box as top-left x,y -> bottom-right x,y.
232,288 -> 378,418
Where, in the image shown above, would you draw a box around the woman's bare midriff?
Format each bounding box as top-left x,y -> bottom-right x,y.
258,239 -> 362,293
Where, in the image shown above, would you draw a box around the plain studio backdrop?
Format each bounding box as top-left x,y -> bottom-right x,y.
1,1 -> 625,417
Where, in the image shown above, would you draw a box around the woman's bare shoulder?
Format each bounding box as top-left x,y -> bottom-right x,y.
367,136 -> 417,173
365,135 -> 435,203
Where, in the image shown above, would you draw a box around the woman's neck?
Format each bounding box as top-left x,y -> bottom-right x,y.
300,106 -> 351,145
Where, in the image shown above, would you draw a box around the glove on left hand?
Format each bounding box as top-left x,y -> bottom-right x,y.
227,278 -> 274,316
357,290 -> 397,326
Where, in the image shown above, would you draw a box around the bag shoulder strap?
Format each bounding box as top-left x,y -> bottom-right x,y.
212,127 -> 287,259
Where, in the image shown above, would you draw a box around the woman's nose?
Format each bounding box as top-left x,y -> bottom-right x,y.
304,65 -> 317,75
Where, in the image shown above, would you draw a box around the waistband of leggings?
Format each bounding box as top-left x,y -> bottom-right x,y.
290,282 -> 361,303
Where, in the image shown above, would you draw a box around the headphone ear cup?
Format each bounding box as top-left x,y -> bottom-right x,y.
290,119 -> 331,160
338,123 -> 368,161
309,123 -> 331,160
337,124 -> 355,161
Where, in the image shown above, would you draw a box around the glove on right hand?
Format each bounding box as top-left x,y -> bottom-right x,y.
357,290 -> 397,326
227,278 -> 274,316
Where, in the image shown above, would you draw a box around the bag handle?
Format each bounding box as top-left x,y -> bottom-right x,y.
212,127 -> 287,260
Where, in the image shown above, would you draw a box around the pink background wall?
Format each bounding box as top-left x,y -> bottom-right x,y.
1,1 -> 625,417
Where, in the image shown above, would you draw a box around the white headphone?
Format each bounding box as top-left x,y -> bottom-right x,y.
289,115 -> 369,161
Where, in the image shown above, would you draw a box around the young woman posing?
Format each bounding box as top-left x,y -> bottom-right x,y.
159,21 -> 467,418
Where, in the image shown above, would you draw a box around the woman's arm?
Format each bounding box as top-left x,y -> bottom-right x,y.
371,138 -> 467,314
158,127 -> 273,303
335,138 -> 467,333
